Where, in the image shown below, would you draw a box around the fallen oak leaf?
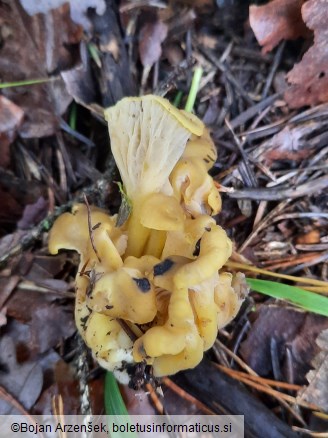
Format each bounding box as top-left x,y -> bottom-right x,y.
249,0 -> 309,54
285,0 -> 328,107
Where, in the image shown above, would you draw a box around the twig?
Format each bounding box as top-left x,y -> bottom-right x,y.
162,378 -> 214,415
214,93 -> 281,138
262,42 -> 285,98
83,193 -> 101,263
229,175 -> 328,201
52,394 -> 66,438
199,44 -> 254,106
238,199 -> 290,253
214,364 -> 319,410
225,118 -> 258,188
0,204 -> 72,269
284,252 -> 328,275
215,365 -> 302,391
154,59 -> 195,96
0,386 -> 45,438
145,383 -> 164,414
262,252 -> 325,270
226,261 -> 328,288
214,340 -> 305,424
292,426 -> 328,437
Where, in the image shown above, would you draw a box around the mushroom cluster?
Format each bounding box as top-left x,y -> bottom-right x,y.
49,96 -> 247,383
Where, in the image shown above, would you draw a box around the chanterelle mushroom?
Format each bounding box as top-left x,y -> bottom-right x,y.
48,95 -> 248,382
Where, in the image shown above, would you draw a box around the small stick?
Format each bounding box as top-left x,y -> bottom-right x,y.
213,364 -> 320,411
0,386 -> 45,438
83,193 -> 101,263
145,383 -> 164,414
162,377 -> 215,415
215,365 -> 302,391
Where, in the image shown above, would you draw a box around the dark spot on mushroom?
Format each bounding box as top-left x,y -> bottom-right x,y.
193,238 -> 201,256
154,258 -> 174,276
133,277 -> 151,292
205,227 -> 211,232
204,158 -> 210,163
80,314 -> 90,329
207,154 -> 215,162
105,305 -> 114,310
92,222 -> 101,230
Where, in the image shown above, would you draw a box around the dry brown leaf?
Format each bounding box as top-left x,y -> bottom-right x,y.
249,0 -> 309,54
240,306 -> 306,375
0,96 -> 24,168
284,0 -> 328,107
0,336 -> 43,414
20,0 -> 106,31
0,308 -> 7,328
250,119 -> 322,165
0,171 -> 47,227
17,197 -> 49,230
0,1 -> 82,137
297,329 -> 328,412
240,307 -> 328,382
296,229 -> 321,245
139,20 -> 168,69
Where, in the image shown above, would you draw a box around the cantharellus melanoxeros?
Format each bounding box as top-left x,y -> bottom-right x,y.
49,96 -> 248,384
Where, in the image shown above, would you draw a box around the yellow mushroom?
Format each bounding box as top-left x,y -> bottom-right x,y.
83,313 -> 134,384
48,203 -> 126,273
104,96 -> 202,258
183,130 -> 218,170
87,256 -> 158,324
48,95 -> 248,382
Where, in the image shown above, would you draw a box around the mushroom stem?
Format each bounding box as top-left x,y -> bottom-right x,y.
125,202 -> 151,257
144,229 -> 166,258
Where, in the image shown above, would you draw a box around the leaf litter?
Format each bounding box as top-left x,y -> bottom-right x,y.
250,0 -> 328,108
0,0 -> 82,137
249,0 -> 309,54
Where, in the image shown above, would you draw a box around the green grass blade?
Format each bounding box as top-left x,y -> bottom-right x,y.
184,66 -> 203,112
88,42 -> 102,68
69,102 -> 77,131
246,278 -> 328,317
0,78 -> 52,89
104,371 -> 138,438
173,90 -> 183,108
104,371 -> 129,416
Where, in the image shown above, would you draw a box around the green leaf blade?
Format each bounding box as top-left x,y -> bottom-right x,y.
246,278 -> 328,317
104,371 -> 138,438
